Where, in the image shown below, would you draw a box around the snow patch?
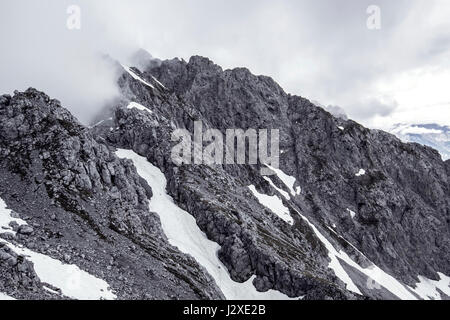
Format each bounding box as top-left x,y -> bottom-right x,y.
121,64 -> 155,89
91,119 -> 105,127
326,227 -> 371,261
1,199 -> 116,300
263,177 -> 290,200
0,198 -> 28,235
91,117 -> 112,128
355,169 -> 366,176
127,102 -> 153,114
0,292 -> 15,300
293,208 -> 418,299
43,286 -> 61,296
338,126 -> 345,131
347,208 -> 356,219
248,185 -> 293,225
116,149 -> 295,300
409,272 -> 450,300
2,241 -> 116,300
292,209 -> 361,295
265,164 -> 301,196
151,75 -> 167,89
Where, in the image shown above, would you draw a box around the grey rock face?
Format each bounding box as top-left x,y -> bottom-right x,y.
0,88 -> 223,300
17,225 -> 33,235
94,54 -> 449,299
102,68 -> 356,299
0,242 -> 50,300
1,54 -> 449,300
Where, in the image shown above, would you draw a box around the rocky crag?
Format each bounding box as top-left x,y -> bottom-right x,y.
0,54 -> 449,300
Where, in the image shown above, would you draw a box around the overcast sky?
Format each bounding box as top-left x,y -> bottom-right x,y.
1,0 -> 449,128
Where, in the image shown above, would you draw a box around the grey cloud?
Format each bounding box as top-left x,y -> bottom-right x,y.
350,97 -> 399,120
0,0 -> 449,126
324,105 -> 348,120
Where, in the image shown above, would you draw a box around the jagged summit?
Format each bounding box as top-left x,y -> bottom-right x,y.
97,54 -> 449,299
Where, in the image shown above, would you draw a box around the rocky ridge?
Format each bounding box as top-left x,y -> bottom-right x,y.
0,54 -> 449,300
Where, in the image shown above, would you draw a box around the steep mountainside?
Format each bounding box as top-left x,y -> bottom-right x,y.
0,89 -> 222,300
1,55 -> 449,300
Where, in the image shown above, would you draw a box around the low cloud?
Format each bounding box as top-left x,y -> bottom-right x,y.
0,0 -> 449,127
0,0 -> 135,123
351,97 -> 399,120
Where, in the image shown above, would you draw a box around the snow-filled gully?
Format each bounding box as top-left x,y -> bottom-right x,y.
2,149 -> 447,300
248,166 -> 450,300
116,149 -> 295,300
116,150 -> 449,300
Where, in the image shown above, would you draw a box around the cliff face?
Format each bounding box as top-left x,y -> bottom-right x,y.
154,57 -> 450,285
104,56 -> 449,299
0,89 -> 223,300
1,55 -> 449,300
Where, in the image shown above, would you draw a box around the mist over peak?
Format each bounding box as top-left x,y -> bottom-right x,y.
1,0 -> 449,127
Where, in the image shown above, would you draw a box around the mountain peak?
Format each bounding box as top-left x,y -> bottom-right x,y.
2,55 -> 450,301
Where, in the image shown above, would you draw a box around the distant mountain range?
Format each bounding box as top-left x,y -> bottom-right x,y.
311,100 -> 449,161
389,123 -> 450,160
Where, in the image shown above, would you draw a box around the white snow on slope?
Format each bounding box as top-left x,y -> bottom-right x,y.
293,210 -> 361,295
263,176 -> 291,200
0,198 -> 27,235
0,292 -> 15,300
127,102 -> 153,114
151,75 -> 167,89
121,64 -> 155,89
91,119 -> 105,128
248,185 -> 293,225
91,117 -> 113,129
114,150 -> 432,300
326,226 -> 368,259
2,241 -> 116,300
43,286 -> 60,295
347,208 -> 356,219
355,169 -> 366,176
293,208 -> 419,299
116,149 -> 296,300
409,272 -> 450,300
1,197 -> 115,300
265,164 -> 301,196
